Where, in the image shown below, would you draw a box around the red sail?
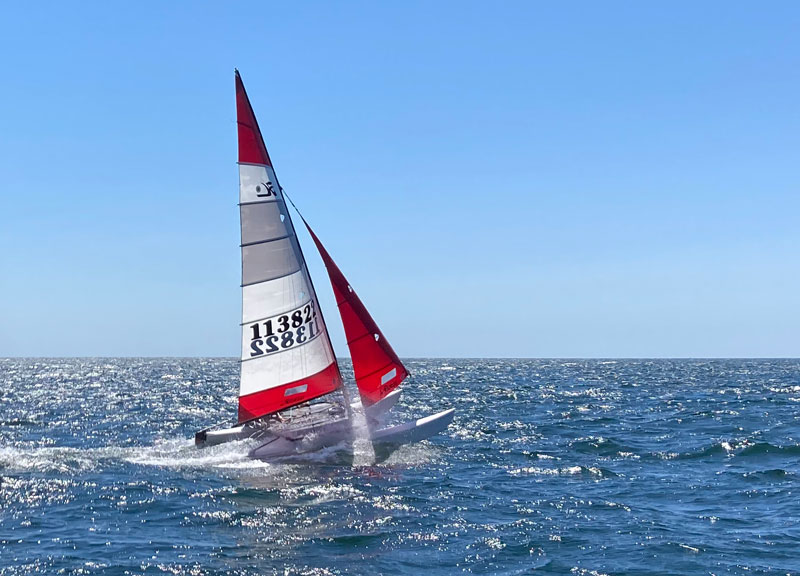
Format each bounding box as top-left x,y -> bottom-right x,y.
235,70 -> 273,166
304,223 -> 408,405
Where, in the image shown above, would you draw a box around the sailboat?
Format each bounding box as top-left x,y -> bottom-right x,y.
194,70 -> 454,460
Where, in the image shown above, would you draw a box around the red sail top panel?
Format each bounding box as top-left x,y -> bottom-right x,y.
235,70 -> 273,166
304,223 -> 408,405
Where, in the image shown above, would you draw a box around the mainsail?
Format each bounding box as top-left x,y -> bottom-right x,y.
303,223 -> 408,405
235,70 -> 343,423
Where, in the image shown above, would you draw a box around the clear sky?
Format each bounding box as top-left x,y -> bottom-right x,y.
1,2 -> 798,358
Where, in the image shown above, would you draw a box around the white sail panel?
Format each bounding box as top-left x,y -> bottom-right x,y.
242,269 -> 310,324
240,164 -> 282,204
240,329 -> 335,397
240,295 -> 324,362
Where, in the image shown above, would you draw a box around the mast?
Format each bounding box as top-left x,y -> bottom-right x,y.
235,70 -> 344,423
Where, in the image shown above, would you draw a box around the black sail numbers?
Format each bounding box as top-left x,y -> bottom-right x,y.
248,300 -> 320,358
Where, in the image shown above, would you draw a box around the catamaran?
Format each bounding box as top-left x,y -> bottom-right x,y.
194,70 -> 454,460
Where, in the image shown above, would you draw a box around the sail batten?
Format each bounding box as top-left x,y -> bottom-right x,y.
241,234 -> 293,248
235,70 -> 342,423
302,222 -> 408,405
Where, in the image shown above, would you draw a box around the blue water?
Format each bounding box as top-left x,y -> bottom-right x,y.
1,359 -> 799,575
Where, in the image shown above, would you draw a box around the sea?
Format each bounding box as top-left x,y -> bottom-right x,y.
1,358 -> 799,575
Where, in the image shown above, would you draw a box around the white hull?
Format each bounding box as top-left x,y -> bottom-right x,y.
249,417 -> 354,460
371,408 -> 455,446
363,388 -> 402,423
195,398 -> 454,461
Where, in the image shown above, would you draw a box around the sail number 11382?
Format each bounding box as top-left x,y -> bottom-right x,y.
248,301 -> 320,358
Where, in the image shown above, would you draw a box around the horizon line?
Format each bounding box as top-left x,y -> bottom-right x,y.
1,356 -> 798,361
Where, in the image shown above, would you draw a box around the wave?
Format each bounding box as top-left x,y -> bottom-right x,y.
507,464 -> 616,478
124,438 -> 260,469
0,418 -> 40,427
664,440 -> 800,461
739,442 -> 800,457
0,433 -> 441,475
569,436 -> 633,457
11,436 -> 783,475
741,469 -> 794,480
0,438 -> 258,474
0,445 -> 100,474
666,443 -> 731,460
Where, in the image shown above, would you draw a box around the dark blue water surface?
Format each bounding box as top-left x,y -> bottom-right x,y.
1,359 -> 799,575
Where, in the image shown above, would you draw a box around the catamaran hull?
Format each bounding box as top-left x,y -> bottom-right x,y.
363,389 -> 401,423
247,409 -> 455,461
371,408 -> 455,446
195,405 -> 454,461
196,425 -> 249,447
195,392 -> 401,450
249,418 -> 354,460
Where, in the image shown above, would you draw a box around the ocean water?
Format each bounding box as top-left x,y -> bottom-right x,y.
1,359 -> 799,575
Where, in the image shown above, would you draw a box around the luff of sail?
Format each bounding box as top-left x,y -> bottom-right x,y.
303,222 -> 408,405
235,70 -> 342,423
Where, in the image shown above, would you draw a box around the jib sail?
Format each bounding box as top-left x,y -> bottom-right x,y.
303,223 -> 408,405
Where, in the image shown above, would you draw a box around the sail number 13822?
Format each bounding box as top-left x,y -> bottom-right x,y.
248,301 -> 320,358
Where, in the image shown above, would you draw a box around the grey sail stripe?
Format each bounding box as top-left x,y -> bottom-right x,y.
237,161 -> 270,168
241,296 -> 314,326
239,329 -> 324,363
241,265 -> 303,287
240,201 -> 290,245
240,233 -> 292,248
241,234 -> 301,286
276,217 -> 299,236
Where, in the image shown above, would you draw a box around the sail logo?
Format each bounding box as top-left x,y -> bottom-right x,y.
255,180 -> 276,198
247,300 -> 320,358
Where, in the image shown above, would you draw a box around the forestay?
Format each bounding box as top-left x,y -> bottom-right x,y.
235,71 -> 342,423
303,223 -> 408,405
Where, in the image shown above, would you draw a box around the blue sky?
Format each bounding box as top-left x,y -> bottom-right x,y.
1,2 -> 798,357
